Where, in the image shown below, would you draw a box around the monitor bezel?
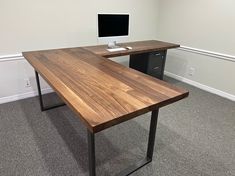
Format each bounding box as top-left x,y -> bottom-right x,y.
97,13 -> 130,39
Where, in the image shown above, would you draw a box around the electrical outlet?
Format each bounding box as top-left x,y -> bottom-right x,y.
188,67 -> 196,76
24,78 -> 31,87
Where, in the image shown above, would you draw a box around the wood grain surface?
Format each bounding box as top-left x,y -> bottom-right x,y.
23,40 -> 187,133
83,40 -> 180,58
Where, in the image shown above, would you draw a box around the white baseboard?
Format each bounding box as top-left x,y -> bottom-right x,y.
165,71 -> 235,102
0,88 -> 54,104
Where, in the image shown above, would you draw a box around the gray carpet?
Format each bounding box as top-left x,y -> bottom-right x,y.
0,77 -> 234,176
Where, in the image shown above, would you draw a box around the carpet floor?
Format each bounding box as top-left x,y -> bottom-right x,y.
0,77 -> 234,176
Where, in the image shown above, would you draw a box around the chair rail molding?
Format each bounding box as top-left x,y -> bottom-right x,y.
178,46 -> 235,62
0,53 -> 24,62
1,47 -> 235,63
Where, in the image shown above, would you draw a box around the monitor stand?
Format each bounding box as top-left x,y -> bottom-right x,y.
108,41 -> 119,49
106,41 -> 126,52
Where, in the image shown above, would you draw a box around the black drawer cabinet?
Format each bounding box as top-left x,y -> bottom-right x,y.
129,50 -> 167,80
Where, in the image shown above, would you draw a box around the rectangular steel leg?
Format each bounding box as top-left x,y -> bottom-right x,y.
35,70 -> 44,111
147,109 -> 159,160
116,109 -> 159,176
159,51 -> 167,80
87,129 -> 96,176
35,71 -> 65,111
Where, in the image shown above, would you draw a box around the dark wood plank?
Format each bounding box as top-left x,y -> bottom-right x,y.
23,41 -> 187,133
83,40 -> 180,58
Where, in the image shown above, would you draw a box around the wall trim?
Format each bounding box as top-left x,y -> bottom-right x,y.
0,53 -> 24,62
165,71 -> 235,102
178,46 -> 235,62
0,88 -> 54,105
1,47 -> 235,63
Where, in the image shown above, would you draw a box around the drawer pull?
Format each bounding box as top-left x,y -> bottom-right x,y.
153,66 -> 160,70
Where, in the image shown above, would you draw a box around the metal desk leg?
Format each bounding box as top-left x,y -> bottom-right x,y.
159,51 -> 167,80
116,109 -> 159,176
147,109 -> 159,160
87,129 -> 96,176
35,71 -> 66,111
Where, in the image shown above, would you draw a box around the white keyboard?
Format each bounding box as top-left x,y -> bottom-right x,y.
107,48 -> 126,52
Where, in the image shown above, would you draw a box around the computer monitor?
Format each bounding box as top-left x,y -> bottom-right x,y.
97,14 -> 129,47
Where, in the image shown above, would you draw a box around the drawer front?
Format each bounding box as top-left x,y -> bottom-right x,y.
148,68 -> 162,79
149,51 -> 165,57
147,51 -> 166,79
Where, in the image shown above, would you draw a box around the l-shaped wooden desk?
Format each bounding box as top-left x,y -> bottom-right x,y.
23,40 -> 188,176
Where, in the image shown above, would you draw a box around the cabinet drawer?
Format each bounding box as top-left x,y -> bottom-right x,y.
129,50 -> 167,80
147,51 -> 166,79
147,66 -> 162,79
148,53 -> 165,70
149,51 -> 165,57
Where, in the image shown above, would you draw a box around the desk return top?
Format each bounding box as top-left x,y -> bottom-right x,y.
84,40 -> 180,58
23,40 -> 188,133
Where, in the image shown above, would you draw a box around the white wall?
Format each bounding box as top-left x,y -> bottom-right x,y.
1,0 -> 235,104
1,0 -> 158,55
0,0 -> 159,103
157,0 -> 235,99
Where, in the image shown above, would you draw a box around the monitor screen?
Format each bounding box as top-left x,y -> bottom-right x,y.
98,14 -> 129,37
